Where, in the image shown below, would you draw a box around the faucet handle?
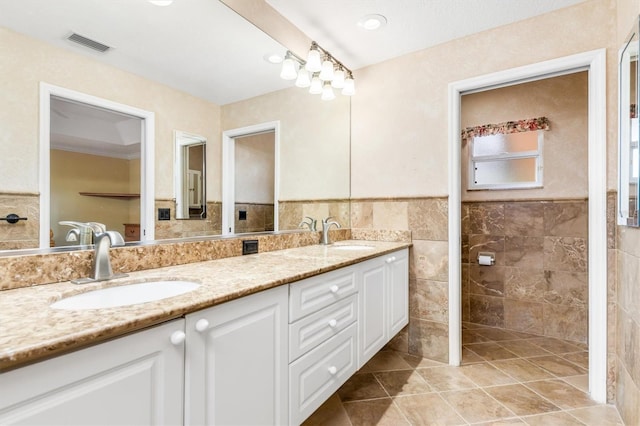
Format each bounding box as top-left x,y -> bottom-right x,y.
87,222 -> 107,234
323,216 -> 334,224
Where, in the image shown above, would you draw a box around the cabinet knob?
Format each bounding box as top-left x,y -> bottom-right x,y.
170,330 -> 186,345
328,366 -> 338,375
328,319 -> 338,328
195,318 -> 210,332
329,285 -> 339,294
386,256 -> 396,263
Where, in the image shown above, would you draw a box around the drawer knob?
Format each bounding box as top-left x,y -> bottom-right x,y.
328,319 -> 338,328
386,256 -> 396,263
195,318 -> 210,332
170,330 -> 186,345
328,366 -> 338,375
329,285 -> 339,294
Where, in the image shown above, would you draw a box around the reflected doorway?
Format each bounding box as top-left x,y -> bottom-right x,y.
222,122 -> 280,235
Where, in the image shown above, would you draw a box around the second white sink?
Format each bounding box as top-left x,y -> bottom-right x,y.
51,280 -> 200,310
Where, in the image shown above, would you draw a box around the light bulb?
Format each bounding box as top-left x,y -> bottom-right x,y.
309,74 -> 323,94
148,0 -> 173,6
319,58 -> 335,81
295,69 -> 311,88
342,75 -> 355,96
280,57 -> 298,80
305,48 -> 322,72
321,82 -> 335,101
331,69 -> 345,88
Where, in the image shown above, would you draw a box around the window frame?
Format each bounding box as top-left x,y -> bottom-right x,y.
468,130 -> 544,190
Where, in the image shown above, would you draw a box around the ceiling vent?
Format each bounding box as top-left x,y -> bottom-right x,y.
67,32 -> 111,53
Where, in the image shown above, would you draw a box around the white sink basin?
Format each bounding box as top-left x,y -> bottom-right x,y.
51,280 -> 200,310
331,244 -> 375,251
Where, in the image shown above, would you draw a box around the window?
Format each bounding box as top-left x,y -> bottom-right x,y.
469,131 -> 543,190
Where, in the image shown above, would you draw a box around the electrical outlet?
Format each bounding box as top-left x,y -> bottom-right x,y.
242,239 -> 258,255
158,208 -> 170,221
239,210 -> 247,221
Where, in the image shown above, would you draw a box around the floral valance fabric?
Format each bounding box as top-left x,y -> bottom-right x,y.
461,116 -> 550,140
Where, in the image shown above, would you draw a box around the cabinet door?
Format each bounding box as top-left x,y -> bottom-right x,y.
185,285 -> 288,426
387,248 -> 409,337
0,319 -> 186,426
358,256 -> 387,368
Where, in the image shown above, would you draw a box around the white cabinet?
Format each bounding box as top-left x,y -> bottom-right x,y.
185,285 -> 288,426
358,248 -> 409,368
288,269 -> 359,425
0,319 -> 186,426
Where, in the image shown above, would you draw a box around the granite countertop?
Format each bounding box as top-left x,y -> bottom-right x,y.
0,240 -> 410,371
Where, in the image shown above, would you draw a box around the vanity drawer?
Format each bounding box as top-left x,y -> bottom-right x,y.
289,323 -> 357,425
289,294 -> 357,362
289,268 -> 357,322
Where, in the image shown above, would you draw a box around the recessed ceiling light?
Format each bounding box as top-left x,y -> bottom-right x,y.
148,0 -> 173,6
264,53 -> 284,64
357,14 -> 387,31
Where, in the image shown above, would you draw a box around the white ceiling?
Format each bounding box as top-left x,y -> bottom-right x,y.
266,0 -> 588,70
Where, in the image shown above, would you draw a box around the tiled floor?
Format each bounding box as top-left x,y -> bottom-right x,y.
303,323 -> 624,425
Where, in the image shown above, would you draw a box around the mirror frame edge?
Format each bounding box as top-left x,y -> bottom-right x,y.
38,82 -> 155,247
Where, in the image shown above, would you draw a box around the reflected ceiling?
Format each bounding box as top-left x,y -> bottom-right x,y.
0,0 -> 290,105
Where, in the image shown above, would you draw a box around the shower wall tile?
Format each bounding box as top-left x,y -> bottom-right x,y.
469,294 -> 504,327
504,236 -> 544,268
468,202 -> 504,235
504,299 -> 544,335
505,267 -> 546,301
469,235 -> 505,266
543,201 -> 588,237
543,303 -> 587,342
463,199 -> 588,343
469,265 -> 505,297
543,270 -> 588,306
504,202 -> 544,237
543,236 -> 587,272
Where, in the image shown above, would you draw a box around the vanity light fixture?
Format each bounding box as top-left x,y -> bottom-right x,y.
148,0 -> 174,6
279,52 -> 298,80
280,41 -> 354,98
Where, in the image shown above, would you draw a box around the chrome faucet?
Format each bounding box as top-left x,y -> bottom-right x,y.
71,227 -> 128,284
321,217 -> 341,245
298,216 -> 317,232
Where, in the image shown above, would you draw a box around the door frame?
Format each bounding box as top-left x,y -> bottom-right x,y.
221,121 -> 280,235
447,49 -> 607,402
39,82 -> 155,247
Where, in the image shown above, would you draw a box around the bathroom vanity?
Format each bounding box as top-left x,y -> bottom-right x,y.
0,241 -> 409,425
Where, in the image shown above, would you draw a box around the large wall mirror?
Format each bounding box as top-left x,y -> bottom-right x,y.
0,0 -> 351,253
619,15 -> 640,226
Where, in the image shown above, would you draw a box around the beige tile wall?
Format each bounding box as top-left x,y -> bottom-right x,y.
0,193 -> 39,250
154,200 -> 222,240
279,200 -> 350,231
616,221 -> 640,422
234,203 -> 274,233
352,197 -> 450,363
462,199 -> 589,343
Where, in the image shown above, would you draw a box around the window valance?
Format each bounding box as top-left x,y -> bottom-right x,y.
461,116 -> 550,140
